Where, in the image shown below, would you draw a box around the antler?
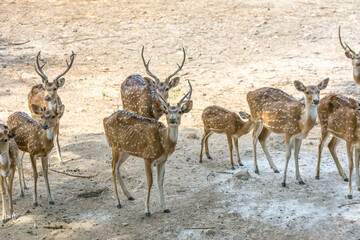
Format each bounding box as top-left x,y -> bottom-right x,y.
177,80 -> 192,107
155,88 -> 168,106
34,51 -> 48,83
339,26 -> 356,57
166,48 -> 186,82
54,51 -> 76,82
141,46 -> 159,83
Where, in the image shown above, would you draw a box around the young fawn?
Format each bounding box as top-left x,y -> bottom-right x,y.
0,124 -> 18,224
7,104 -> 64,206
104,81 -> 192,216
247,78 -> 329,187
199,106 -> 253,169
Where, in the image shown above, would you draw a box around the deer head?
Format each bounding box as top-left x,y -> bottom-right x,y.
34,51 -> 76,101
338,26 -> 360,80
294,78 -> 329,106
0,125 -> 16,162
155,80 -> 193,126
141,47 -> 185,99
31,104 -> 64,130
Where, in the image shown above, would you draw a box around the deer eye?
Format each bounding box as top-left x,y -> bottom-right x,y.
3,139 -> 8,142
54,88 -> 57,91
52,115 -> 55,119
165,88 -> 169,91
306,91 -> 309,94
178,110 -> 182,114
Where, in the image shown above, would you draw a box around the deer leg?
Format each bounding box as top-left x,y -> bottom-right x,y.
226,134 -> 235,170
346,142 -> 353,199
6,170 -> 16,221
116,152 -> 133,200
1,177 -> 7,223
111,149 -> 122,209
144,160 -> 153,217
259,128 -> 279,173
252,122 -> 263,174
355,149 -> 360,191
328,137 -> 348,181
157,161 -> 170,213
54,123 -> 64,164
294,138 -> 304,185
233,137 -> 243,166
19,151 -> 27,192
316,131 -> 329,180
281,135 -> 292,187
41,155 -> 54,204
204,132 -> 213,160
200,130 -> 211,163
30,155 -> 38,206
17,151 -> 25,197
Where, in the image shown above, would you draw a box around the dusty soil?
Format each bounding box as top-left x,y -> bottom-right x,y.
1,0 -> 360,239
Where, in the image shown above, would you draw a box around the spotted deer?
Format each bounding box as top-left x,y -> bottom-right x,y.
199,106 -> 253,169
0,124 -> 18,223
7,104 -> 64,206
104,81 -> 192,216
316,94 -> 360,197
247,78 -> 329,187
339,26 -> 360,86
120,46 -> 185,120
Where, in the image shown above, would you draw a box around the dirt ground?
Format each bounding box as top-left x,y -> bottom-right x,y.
1,0 -> 360,239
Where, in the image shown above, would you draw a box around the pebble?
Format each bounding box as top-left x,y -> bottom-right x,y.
233,170 -> 251,181
205,229 -> 217,236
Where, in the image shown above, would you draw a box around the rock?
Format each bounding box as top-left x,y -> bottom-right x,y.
21,72 -> 36,79
204,229 -> 217,236
233,170 -> 251,180
122,222 -> 129,226
187,133 -> 199,140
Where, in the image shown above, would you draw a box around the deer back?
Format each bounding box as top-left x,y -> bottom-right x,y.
121,75 -> 162,120
7,112 -> 53,156
104,111 -> 166,160
202,106 -> 244,135
247,87 -> 303,134
318,94 -> 360,130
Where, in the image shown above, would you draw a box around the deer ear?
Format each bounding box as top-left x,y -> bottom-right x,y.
169,77 -> 180,88
294,81 -> 306,92
7,126 -> 17,138
56,78 -> 65,88
181,100 -> 193,113
345,52 -> 353,59
57,104 -> 65,118
238,111 -> 250,119
143,77 -> 155,87
31,104 -> 44,115
317,78 -> 329,90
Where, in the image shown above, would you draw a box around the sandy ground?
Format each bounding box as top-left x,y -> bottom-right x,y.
1,0 -> 360,239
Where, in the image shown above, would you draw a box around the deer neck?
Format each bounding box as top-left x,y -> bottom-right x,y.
300,102 -> 317,135
0,152 -> 10,176
353,68 -> 360,85
164,125 -> 178,154
38,126 -> 55,150
237,119 -> 254,135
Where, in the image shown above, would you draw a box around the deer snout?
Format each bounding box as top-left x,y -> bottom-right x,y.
356,62 -> 360,67
42,123 -> 49,130
45,95 -> 52,101
169,117 -> 177,124
312,99 -> 319,105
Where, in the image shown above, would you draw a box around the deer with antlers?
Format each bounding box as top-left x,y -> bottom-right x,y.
339,26 -> 360,86
199,106 -> 253,169
7,104 -> 64,206
247,78 -> 329,187
104,81 -> 193,216
316,94 -> 360,198
121,47 -> 185,120
0,124 -> 18,223
17,51 -> 75,194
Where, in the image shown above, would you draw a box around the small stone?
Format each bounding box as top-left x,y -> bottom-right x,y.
187,133 -> 199,140
233,170 -> 251,180
122,222 -> 129,226
205,229 -> 217,236
5,88 -> 10,92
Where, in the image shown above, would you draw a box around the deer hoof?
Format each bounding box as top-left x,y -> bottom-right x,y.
281,182 -> 286,187
255,170 -> 260,175
164,209 -> 171,213
358,188 -> 360,191
299,181 -> 305,185
33,202 -> 38,207
207,156 -> 213,160
20,193 -> 25,198
117,204 -> 122,209
128,197 -> 135,201
49,201 -> 55,205
274,170 -> 280,173
24,186 -> 29,190
239,163 -> 244,167
315,176 -> 320,180
344,178 -> 349,182
231,166 -> 235,170
145,212 -> 151,217
199,159 -> 203,163
347,195 -> 353,199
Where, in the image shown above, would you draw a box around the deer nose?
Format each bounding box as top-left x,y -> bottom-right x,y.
42,124 -> 49,130
169,117 -> 176,123
313,99 -> 319,105
45,95 -> 51,101
356,62 -> 360,67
